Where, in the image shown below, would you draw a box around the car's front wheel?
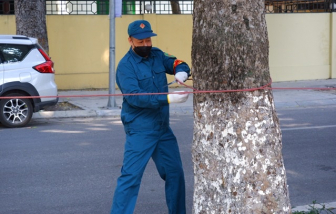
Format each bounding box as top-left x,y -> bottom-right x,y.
0,93 -> 33,128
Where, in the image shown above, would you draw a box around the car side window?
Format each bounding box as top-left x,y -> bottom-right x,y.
0,44 -> 32,63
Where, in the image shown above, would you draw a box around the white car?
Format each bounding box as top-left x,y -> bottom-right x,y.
0,35 -> 58,128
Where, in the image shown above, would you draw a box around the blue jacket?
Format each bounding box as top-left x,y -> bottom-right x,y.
116,47 -> 190,131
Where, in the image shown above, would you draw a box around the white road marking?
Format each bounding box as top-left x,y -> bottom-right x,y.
281,125 -> 336,131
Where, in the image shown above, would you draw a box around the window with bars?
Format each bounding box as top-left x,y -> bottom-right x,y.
265,0 -> 335,13
0,0 -> 14,14
45,1 -> 193,15
1,0 -> 335,15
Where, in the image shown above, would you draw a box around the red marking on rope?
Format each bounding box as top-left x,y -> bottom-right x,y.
0,78 -> 335,99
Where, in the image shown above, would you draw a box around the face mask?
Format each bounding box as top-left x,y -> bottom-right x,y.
133,45 -> 152,57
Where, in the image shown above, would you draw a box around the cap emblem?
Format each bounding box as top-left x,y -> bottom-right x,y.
140,23 -> 145,29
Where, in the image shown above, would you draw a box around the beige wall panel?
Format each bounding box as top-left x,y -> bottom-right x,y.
270,65 -> 330,81
331,13 -> 336,78
55,73 -> 108,89
47,15 -> 110,89
266,13 -> 331,81
0,15 -> 16,34
47,16 -> 109,74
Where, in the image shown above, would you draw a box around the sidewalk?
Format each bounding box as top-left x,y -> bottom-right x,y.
33,78 -> 336,119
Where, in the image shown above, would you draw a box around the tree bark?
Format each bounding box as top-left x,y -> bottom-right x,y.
192,1 -> 291,213
14,0 -> 49,53
170,1 -> 181,14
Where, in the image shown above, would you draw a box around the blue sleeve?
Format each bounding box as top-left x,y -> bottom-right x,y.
156,50 -> 191,76
175,63 -> 191,76
116,61 -> 168,109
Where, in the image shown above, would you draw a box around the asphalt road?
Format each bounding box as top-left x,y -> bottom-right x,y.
0,105 -> 335,214
278,105 -> 336,207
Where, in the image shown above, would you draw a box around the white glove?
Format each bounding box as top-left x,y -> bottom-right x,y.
168,91 -> 189,103
175,72 -> 188,83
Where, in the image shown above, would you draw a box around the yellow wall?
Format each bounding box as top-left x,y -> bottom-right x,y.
331,13 -> 336,78
0,15 -> 16,34
47,15 -> 111,89
267,13 -> 331,81
0,13 -> 334,89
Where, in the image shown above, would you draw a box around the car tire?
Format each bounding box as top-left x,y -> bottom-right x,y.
0,93 -> 33,128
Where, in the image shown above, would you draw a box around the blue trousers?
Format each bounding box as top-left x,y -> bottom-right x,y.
111,126 -> 186,214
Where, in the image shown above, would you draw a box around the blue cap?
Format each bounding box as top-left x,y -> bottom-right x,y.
128,20 -> 157,39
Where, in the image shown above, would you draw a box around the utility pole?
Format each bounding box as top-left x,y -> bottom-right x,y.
107,0 -> 116,108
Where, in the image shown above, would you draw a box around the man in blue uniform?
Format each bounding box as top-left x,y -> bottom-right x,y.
110,20 -> 190,214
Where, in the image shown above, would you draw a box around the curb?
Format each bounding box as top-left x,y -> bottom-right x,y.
32,109 -> 121,119
292,201 -> 336,212
32,110 -> 100,119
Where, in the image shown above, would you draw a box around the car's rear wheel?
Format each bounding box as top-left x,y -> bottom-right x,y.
0,93 -> 33,128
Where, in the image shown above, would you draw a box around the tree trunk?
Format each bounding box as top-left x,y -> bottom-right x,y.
192,1 -> 292,213
14,0 -> 49,53
170,1 -> 181,14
